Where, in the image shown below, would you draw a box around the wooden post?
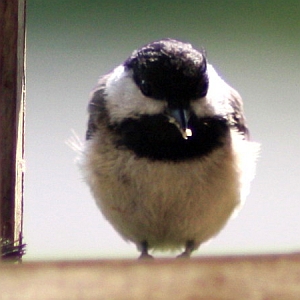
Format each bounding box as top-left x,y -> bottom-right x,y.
0,0 -> 26,261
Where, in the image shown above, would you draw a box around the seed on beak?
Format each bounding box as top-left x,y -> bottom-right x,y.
166,108 -> 192,140
185,128 -> 192,138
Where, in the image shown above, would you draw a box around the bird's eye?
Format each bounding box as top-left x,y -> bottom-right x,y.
140,80 -> 152,97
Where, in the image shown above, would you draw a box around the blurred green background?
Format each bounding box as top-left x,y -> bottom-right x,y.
25,0 -> 300,260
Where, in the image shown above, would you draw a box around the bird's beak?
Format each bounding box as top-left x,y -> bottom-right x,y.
166,108 -> 192,140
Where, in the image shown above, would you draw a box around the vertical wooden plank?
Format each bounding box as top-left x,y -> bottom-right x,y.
0,0 -> 26,262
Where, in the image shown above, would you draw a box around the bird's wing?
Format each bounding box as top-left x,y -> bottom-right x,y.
86,74 -> 110,140
227,87 -> 250,140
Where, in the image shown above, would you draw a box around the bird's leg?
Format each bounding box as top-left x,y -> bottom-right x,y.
139,240 -> 154,259
177,240 -> 195,258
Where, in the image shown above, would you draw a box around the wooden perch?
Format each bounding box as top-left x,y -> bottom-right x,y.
0,0 -> 26,261
0,253 -> 300,299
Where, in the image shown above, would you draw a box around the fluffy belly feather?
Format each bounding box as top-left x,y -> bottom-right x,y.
82,132 -> 249,251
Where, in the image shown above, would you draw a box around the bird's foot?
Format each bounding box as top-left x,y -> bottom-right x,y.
139,252 -> 154,259
177,240 -> 195,258
138,240 -> 154,259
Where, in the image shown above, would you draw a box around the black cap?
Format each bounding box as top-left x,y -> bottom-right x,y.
124,39 -> 209,109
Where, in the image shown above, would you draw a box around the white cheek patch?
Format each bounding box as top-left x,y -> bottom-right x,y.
190,97 -> 216,118
105,65 -> 166,123
191,64 -> 236,119
105,64 -> 239,125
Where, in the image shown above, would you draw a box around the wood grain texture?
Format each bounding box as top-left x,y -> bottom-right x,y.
0,253 -> 300,299
0,0 -> 26,261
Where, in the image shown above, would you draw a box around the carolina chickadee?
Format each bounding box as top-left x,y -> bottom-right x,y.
81,39 -> 259,258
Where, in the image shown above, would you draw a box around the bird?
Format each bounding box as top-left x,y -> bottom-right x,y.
80,38 -> 259,259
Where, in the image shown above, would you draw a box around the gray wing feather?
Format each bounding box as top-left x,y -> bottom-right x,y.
86,75 -> 110,140
227,88 -> 250,139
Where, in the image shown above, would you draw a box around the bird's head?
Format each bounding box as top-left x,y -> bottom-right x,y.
105,39 -> 210,140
